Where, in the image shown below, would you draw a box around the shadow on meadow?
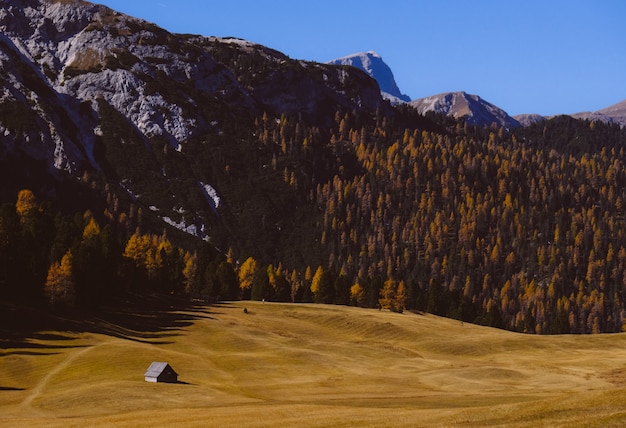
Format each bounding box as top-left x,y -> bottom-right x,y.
0,293 -> 217,352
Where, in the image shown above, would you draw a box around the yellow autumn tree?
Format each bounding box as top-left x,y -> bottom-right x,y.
44,251 -> 75,308
226,247 -> 235,265
123,231 -> 151,268
238,257 -> 257,291
378,279 -> 406,313
393,280 -> 407,313
303,265 -> 313,288
16,189 -> 37,221
267,264 -> 279,289
350,282 -> 366,307
82,216 -> 101,241
378,279 -> 396,310
310,266 -> 324,296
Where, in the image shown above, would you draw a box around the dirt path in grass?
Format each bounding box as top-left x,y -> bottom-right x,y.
20,340 -> 109,410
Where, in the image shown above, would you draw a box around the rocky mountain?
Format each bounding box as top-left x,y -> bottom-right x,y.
203,38 -> 385,124
328,51 -> 411,105
0,0 -> 386,237
326,50 -> 625,130
513,113 -> 547,127
512,99 -> 626,128
570,99 -> 626,127
410,91 -> 521,128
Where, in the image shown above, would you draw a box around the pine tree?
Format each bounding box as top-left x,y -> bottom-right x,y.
251,265 -> 270,301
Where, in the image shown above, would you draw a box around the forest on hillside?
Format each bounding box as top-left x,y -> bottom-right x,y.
2,104 -> 626,335
0,189 -> 239,310
217,109 -> 626,335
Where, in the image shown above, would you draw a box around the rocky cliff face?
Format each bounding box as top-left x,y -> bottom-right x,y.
202,38 -> 384,125
328,51 -> 411,104
0,0 -> 386,237
0,0 -> 384,174
0,0 -> 250,174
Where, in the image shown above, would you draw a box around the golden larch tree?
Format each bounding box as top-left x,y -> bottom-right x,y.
310,266 -> 324,296
378,279 -> 396,310
16,189 -> 37,221
44,250 -> 75,308
238,257 -> 257,291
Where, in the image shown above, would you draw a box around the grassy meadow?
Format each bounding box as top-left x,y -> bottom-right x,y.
2,300 -> 626,427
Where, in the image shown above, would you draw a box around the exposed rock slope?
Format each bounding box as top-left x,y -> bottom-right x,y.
410,91 -> 520,128
328,51 -> 410,104
0,0 -> 386,236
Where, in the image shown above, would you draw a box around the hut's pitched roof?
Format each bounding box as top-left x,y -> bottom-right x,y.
144,362 -> 177,378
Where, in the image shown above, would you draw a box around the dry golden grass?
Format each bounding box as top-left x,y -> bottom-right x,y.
2,301 -> 626,427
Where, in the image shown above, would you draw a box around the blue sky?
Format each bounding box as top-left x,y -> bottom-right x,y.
95,0 -> 625,116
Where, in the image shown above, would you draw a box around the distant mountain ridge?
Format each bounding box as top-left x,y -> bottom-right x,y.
570,99 -> 626,127
511,99 -> 626,127
409,91 -> 626,129
410,92 -> 521,128
325,49 -> 624,129
327,51 -> 411,104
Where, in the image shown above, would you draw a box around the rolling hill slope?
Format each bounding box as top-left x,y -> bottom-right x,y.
2,302 -> 626,427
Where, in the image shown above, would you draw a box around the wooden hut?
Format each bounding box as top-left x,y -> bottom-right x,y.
144,362 -> 178,383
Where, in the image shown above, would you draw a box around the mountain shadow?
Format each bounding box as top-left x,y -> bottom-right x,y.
0,293 -> 216,351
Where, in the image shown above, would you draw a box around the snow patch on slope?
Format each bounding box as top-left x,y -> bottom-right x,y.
200,182 -> 221,213
162,216 -> 207,240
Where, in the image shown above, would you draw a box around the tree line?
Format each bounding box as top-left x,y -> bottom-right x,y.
235,110 -> 626,334
0,189 -> 239,310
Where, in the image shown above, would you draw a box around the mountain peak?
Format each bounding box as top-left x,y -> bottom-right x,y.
410,92 -> 520,128
327,51 -> 410,104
